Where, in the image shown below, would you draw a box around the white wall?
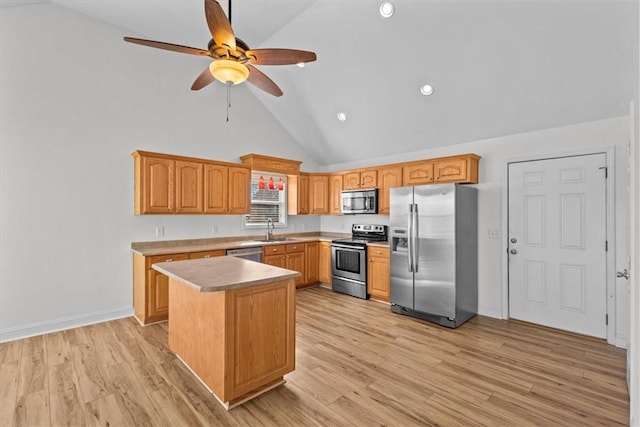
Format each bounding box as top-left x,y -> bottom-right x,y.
322,116 -> 630,336
0,4 -> 321,341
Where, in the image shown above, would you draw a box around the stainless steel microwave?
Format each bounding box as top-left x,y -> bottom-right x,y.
341,189 -> 378,214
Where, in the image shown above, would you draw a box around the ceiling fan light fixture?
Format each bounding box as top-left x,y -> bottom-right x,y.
296,62 -> 306,68
209,59 -> 249,85
379,2 -> 395,18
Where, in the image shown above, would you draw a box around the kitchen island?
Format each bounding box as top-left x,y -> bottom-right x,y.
152,256 -> 300,409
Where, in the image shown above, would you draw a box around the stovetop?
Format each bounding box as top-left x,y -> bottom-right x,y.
332,224 -> 387,247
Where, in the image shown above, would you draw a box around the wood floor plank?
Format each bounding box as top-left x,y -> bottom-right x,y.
48,360 -> 86,426
85,394 -> 129,427
0,286 -> 629,425
0,360 -> 20,426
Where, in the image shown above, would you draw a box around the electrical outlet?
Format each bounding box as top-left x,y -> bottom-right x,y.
211,225 -> 218,235
488,228 -> 500,239
155,226 -> 164,237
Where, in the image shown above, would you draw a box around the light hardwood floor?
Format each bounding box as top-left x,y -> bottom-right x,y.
0,286 -> 629,426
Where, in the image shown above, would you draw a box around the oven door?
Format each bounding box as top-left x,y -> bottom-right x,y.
331,244 -> 366,282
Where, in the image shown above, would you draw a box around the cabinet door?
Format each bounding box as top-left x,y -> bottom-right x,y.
175,161 -> 203,213
368,247 -> 390,301
298,174 -> 310,214
309,175 -> 329,214
304,243 -> 319,285
147,253 -> 189,321
142,156 -> 175,213
360,169 -> 377,188
318,242 -> 332,284
204,164 -> 229,214
403,161 -> 434,186
343,172 -> 361,190
264,254 -> 287,269
286,252 -> 305,288
434,157 -> 476,183
378,166 -> 402,215
228,166 -> 250,214
329,174 -> 343,215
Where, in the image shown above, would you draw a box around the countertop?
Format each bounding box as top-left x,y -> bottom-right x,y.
152,256 -> 301,292
132,232 -> 389,256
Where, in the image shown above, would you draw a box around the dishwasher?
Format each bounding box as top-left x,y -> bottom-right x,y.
226,247 -> 263,263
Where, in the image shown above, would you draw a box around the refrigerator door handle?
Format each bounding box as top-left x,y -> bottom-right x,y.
412,203 -> 419,272
407,204 -> 414,272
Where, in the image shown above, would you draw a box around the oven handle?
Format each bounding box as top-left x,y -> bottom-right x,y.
331,243 -> 366,250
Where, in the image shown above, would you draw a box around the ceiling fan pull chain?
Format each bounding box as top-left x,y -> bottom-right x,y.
226,81 -> 230,122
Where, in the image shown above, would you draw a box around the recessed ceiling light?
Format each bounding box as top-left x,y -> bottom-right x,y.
420,84 -> 434,96
296,62 -> 305,68
337,112 -> 347,121
379,2 -> 394,18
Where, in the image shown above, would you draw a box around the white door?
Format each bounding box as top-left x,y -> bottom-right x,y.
508,154 -> 607,338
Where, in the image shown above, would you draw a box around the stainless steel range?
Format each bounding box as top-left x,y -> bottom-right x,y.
331,224 -> 387,299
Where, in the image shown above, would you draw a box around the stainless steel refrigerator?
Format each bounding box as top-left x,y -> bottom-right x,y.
389,183 -> 477,328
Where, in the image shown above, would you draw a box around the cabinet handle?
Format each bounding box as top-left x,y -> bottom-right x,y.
272,248 -> 278,252
204,255 -> 211,258
166,258 -> 173,262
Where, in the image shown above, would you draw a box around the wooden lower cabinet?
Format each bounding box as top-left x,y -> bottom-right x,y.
367,246 -> 390,302
285,243 -> 305,288
134,250 -> 227,325
319,241 -> 332,284
304,242 -> 319,284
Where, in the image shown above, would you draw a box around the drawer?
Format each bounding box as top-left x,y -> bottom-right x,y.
264,245 -> 286,255
190,250 -> 225,259
146,253 -> 190,268
286,243 -> 305,253
369,246 -> 390,257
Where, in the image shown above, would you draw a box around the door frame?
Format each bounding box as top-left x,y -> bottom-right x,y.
500,146 -> 617,345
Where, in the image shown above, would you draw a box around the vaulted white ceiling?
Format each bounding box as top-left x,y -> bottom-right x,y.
2,0 -> 634,165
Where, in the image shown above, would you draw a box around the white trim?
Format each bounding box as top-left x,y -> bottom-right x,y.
616,336 -> 629,350
501,146 -> 617,344
478,306 -> 503,319
0,307 -> 134,343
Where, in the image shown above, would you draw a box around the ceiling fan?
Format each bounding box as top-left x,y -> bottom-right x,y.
123,0 -> 317,97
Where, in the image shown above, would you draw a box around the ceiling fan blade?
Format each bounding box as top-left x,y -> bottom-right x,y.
247,65 -> 283,97
246,49 -> 317,66
205,0 -> 236,51
191,66 -> 215,91
124,37 -> 210,56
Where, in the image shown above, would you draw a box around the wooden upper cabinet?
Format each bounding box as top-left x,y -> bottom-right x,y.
378,166 -> 402,215
136,155 -> 175,214
309,174 -> 329,215
287,173 -> 309,215
343,169 -> 377,190
203,164 -> 228,214
433,154 -> 480,184
228,166 -> 250,214
402,161 -> 434,186
329,174 -> 343,215
175,161 -> 203,213
133,151 -> 251,215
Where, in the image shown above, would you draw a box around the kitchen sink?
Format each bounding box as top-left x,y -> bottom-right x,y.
253,237 -> 298,243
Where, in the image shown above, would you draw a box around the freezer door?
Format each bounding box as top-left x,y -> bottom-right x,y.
413,184 -> 456,318
390,187 -> 414,307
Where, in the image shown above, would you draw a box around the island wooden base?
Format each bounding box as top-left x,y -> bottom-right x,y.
168,276 -> 296,409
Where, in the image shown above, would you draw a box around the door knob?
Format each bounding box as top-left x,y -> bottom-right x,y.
510,249 -> 518,255
616,269 -> 630,280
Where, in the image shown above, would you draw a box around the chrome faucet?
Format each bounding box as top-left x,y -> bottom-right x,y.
266,218 -> 274,240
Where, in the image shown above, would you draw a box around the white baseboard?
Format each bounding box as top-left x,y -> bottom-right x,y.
615,336 -> 628,349
478,306 -> 503,319
0,307 -> 134,343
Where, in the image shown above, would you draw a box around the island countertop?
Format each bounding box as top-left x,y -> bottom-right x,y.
152,255 -> 301,292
